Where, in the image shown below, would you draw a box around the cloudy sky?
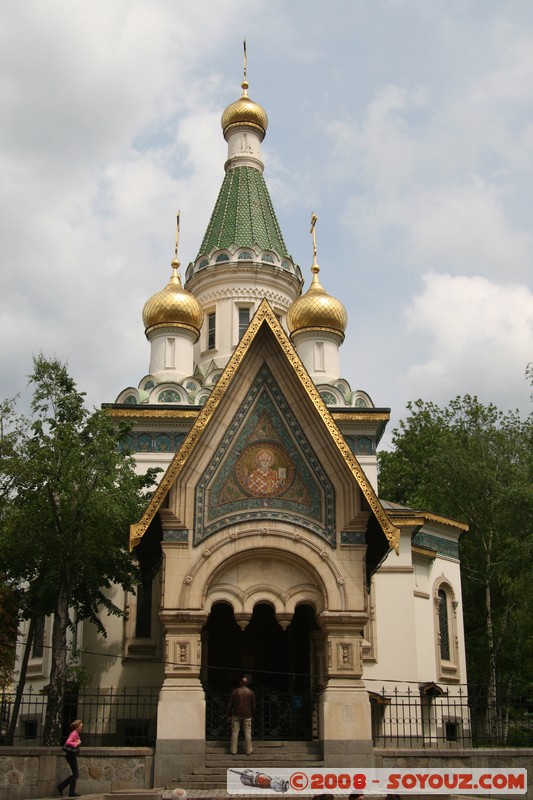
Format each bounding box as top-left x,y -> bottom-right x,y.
1,0 -> 532,443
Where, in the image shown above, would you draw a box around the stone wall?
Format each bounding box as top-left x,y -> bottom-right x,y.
0,747 -> 154,800
1,746 -> 531,799
375,748 -> 533,800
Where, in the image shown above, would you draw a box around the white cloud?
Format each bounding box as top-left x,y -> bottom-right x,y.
401,273 -> 533,411
1,0 -> 532,430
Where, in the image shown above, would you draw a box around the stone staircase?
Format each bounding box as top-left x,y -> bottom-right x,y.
179,739 -> 324,791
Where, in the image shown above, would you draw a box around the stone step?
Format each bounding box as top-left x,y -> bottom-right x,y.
102,792 -> 162,800
207,740 -> 321,753
177,741 -> 323,792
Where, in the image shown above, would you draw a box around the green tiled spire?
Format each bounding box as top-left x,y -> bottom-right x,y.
197,166 -> 290,259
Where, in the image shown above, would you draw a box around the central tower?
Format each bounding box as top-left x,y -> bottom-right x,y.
184,66 -> 303,374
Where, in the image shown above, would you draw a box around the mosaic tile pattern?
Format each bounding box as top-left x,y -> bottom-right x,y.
340,531 -> 366,545
412,532 -> 460,560
163,529 -> 189,543
196,167 -> 289,260
194,365 -> 336,545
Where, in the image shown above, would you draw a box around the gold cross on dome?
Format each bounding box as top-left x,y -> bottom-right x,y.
310,212 -> 318,262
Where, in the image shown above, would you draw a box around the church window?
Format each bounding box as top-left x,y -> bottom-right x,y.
261,253 -> 275,263
208,312 -> 216,350
215,253 -> 229,262
174,434 -> 185,451
158,389 -> 180,403
438,588 -> 450,660
433,579 -> 459,680
314,341 -> 325,372
123,394 -> 137,405
32,617 -> 45,659
238,251 -> 253,260
165,338 -> 176,369
238,307 -> 250,340
199,259 -> 209,269
320,391 -> 337,405
143,380 -> 154,391
354,396 -> 368,407
281,259 -> 291,270
135,577 -> 153,638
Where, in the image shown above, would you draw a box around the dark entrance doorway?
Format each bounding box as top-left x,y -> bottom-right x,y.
203,602 -> 317,739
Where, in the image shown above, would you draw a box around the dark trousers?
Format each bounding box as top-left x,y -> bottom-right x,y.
58,751 -> 79,796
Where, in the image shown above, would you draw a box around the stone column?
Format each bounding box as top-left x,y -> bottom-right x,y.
154,611 -> 208,787
317,613 -> 374,767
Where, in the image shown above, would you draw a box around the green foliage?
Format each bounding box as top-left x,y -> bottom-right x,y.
0,582 -> 18,688
0,355 -> 158,741
378,395 -> 533,690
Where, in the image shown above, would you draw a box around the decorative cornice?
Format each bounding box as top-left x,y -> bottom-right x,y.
331,412 -> 390,422
189,284 -> 293,306
411,532 -> 460,560
105,406 -> 200,420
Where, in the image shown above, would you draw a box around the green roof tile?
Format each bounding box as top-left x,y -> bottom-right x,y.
197,167 -> 289,259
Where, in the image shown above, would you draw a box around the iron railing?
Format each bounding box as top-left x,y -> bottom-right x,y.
205,687 -> 319,740
370,685 -> 533,749
2,683 -> 531,749
0,686 -> 159,747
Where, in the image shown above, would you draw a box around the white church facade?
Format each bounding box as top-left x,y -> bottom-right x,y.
17,66 -> 468,784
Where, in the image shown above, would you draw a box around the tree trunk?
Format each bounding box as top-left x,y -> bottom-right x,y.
5,616 -> 35,745
42,582 -> 71,745
484,536 -> 500,740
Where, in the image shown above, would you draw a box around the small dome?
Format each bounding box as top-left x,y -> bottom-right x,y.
221,80 -> 268,141
143,260 -> 203,335
288,267 -> 347,337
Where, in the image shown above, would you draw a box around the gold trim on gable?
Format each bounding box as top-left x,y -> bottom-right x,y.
129,300 -> 400,552
107,407 -> 200,420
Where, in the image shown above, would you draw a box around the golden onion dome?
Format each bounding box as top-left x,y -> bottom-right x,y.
288,265 -> 347,338
143,259 -> 203,335
221,79 -> 268,141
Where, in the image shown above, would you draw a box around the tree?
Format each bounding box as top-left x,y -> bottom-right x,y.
0,582 -> 18,690
0,355 -> 158,744
378,396 -> 533,721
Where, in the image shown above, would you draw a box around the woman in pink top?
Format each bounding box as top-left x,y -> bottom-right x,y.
57,719 -> 83,797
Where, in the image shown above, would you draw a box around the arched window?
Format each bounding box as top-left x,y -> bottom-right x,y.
438,588 -> 450,660
433,578 -> 460,680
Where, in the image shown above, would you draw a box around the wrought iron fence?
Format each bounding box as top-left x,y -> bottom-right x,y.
205,686 -> 319,740
0,686 -> 159,747
2,683 -> 531,749
370,685 -> 533,749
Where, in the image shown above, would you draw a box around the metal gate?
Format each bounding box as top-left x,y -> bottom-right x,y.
205,686 -> 318,740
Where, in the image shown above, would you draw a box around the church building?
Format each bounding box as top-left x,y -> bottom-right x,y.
19,63 -> 468,786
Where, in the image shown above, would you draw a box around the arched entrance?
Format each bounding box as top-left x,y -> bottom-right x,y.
203,601 -> 318,739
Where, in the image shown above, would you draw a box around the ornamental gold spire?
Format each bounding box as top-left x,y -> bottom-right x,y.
142,214 -> 203,335
220,43 -> 268,141
287,212 -> 347,337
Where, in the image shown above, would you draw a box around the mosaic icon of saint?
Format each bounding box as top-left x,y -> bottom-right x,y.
244,447 -> 287,496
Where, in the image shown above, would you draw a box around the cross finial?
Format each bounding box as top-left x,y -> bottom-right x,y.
310,212 -> 319,271
175,211 -> 181,255
243,38 -> 247,82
